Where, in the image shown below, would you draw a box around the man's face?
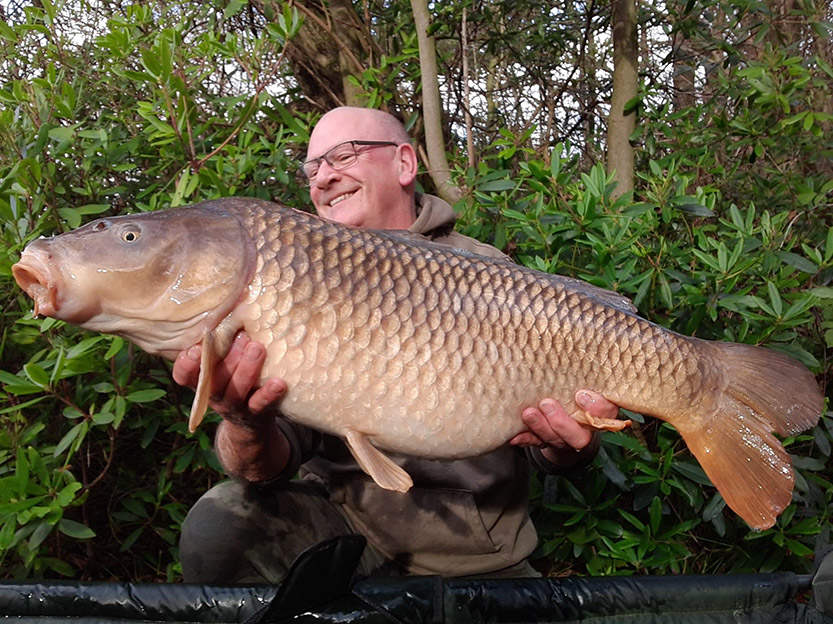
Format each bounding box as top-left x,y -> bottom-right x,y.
306,110 -> 409,229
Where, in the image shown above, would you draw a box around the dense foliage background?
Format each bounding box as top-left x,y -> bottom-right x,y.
0,0 -> 830,580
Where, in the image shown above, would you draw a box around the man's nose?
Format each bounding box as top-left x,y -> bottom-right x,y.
313,159 -> 340,187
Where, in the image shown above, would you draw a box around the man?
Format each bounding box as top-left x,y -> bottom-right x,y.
174,107 -> 619,582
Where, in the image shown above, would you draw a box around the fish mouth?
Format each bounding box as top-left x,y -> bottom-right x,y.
12,259 -> 59,318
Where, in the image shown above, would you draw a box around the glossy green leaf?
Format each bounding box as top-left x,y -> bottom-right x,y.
126,389 -> 166,404
57,519 -> 96,540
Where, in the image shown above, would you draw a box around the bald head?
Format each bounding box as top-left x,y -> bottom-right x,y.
306,107 -> 419,230
314,107 -> 410,146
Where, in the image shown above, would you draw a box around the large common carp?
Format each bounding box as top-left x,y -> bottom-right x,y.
12,198 -> 823,529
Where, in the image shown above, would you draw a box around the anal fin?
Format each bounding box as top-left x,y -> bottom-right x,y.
672,339 -> 823,530
674,393 -> 794,531
344,430 -> 413,493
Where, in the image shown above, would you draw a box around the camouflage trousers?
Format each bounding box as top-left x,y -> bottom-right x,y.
179,479 -> 389,583
179,479 -> 540,584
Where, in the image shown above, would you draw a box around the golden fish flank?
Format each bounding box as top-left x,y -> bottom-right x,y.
12,197 -> 823,530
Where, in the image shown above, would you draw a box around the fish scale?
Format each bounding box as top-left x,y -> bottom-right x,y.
238,203 -> 726,453
12,197 -> 823,529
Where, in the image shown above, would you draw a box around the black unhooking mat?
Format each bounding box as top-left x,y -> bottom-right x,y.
3,537 -> 833,624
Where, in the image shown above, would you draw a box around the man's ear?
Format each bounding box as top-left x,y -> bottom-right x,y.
396,143 -> 419,187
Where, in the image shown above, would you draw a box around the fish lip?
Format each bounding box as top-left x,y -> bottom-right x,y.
12,258 -> 59,318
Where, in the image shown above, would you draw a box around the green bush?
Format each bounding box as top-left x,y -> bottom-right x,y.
0,1 -> 309,579
454,127 -> 831,576
1,1 -> 830,580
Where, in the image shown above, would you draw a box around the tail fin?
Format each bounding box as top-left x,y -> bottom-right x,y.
674,341 -> 822,530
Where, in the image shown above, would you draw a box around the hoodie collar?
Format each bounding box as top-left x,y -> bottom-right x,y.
409,193 -> 456,236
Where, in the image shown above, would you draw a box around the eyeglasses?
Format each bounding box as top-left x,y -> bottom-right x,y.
298,140 -> 399,185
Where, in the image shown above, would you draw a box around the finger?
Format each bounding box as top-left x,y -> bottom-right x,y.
247,378 -> 288,414
223,341 -> 266,406
210,333 -> 251,395
520,405 -> 567,448
538,399 -> 594,450
508,431 -> 545,447
575,390 -> 619,419
172,345 -> 202,388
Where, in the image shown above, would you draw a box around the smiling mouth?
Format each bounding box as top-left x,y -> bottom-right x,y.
329,191 -> 356,207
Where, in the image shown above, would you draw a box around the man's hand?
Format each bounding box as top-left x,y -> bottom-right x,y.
172,332 -> 287,425
172,332 -> 290,482
509,391 -> 618,468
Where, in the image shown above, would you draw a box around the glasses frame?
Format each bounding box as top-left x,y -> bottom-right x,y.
299,140 -> 400,185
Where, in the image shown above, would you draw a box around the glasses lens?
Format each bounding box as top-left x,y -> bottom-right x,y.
300,160 -> 318,182
326,143 -> 358,170
299,141 -> 395,185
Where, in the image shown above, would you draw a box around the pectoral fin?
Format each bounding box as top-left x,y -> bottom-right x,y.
188,331 -> 218,433
344,430 -> 413,493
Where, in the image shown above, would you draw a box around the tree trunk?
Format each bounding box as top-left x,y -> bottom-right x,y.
665,0 -> 696,111
410,0 -> 462,205
461,7 -> 476,170
768,0 -> 799,49
580,26 -> 599,168
274,0 -> 369,111
703,4 -> 726,105
673,41 -> 696,111
606,0 -> 638,201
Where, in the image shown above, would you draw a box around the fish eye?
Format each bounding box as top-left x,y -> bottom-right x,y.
119,225 -> 141,243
